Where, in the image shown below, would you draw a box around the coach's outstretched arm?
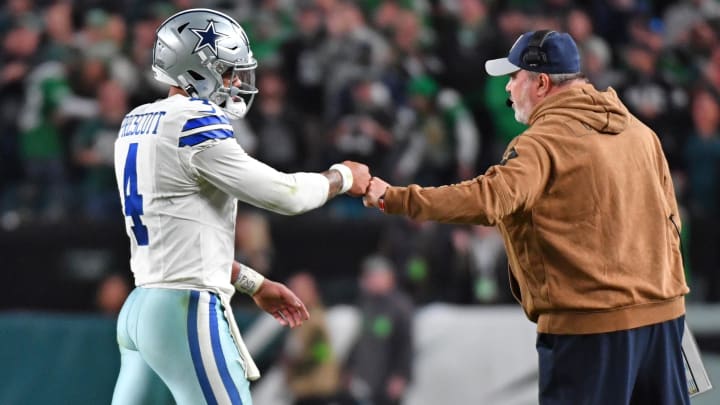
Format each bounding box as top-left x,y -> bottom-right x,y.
231,261 -> 309,328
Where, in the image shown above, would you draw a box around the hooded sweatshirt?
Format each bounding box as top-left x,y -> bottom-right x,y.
382,83 -> 688,334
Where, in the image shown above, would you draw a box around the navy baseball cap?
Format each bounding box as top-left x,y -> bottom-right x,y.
485,30 -> 580,76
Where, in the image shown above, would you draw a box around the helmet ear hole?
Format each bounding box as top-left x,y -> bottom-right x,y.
187,70 -> 205,81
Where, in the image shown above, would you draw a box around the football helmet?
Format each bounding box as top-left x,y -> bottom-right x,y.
152,8 -> 258,118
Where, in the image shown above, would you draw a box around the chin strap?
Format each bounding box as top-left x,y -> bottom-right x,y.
211,86 -> 248,119
223,96 -> 248,119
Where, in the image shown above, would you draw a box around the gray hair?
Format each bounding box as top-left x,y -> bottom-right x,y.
527,71 -> 587,86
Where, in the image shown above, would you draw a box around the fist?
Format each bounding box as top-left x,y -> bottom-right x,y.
363,176 -> 390,208
342,160 -> 371,197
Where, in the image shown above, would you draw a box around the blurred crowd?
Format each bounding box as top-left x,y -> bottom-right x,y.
2,0 -> 720,311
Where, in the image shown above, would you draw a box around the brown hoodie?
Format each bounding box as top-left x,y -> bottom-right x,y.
383,83 -> 689,334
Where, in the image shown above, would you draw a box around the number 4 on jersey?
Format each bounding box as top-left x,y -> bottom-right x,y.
123,143 -> 149,246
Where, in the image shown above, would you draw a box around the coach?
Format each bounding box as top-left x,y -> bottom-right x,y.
363,30 -> 690,404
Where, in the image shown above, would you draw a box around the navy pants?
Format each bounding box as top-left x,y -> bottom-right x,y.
537,316 -> 690,405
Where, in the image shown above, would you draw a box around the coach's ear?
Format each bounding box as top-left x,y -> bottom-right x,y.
536,73 -> 552,97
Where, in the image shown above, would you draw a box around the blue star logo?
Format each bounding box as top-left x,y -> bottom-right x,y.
190,21 -> 228,56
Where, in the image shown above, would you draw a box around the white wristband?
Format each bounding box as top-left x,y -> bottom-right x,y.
234,264 -> 265,296
329,163 -> 354,194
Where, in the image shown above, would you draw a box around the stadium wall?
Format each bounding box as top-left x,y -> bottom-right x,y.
1,305 -> 718,405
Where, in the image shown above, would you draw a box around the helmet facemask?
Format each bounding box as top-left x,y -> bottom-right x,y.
209,60 -> 258,119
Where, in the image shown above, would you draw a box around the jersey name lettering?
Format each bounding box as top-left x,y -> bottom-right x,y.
119,111 -> 167,137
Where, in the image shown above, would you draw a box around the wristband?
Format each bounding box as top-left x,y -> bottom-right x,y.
329,163 -> 354,194
234,264 -> 265,295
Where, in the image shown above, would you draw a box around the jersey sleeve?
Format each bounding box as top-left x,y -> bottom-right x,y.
176,99 -> 236,149
189,138 -> 330,215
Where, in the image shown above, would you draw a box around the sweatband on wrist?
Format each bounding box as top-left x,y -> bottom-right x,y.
234,264 -> 265,296
329,163 -> 354,194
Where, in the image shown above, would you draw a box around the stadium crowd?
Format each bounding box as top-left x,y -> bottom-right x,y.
1,0 -> 720,306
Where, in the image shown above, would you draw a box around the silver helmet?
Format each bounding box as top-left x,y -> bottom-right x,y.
152,8 -> 258,118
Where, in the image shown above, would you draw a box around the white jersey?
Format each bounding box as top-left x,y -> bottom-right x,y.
114,95 -> 330,298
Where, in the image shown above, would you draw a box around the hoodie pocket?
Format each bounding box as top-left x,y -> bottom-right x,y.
668,214 -> 682,251
667,213 -> 686,285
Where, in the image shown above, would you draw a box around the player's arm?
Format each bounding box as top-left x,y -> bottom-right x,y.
322,161 -> 370,197
231,260 -> 309,328
190,139 -> 369,215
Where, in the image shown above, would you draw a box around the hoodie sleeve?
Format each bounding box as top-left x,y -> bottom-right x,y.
383,134 -> 552,225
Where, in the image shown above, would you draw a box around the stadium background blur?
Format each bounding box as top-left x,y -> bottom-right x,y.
1,0 -> 719,404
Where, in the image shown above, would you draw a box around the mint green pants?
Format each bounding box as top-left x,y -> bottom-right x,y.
112,287 -> 252,405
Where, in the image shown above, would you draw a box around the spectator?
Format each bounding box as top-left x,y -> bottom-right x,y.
327,76 -> 395,178
663,0 -> 720,48
392,75 -> 480,186
384,8 -> 441,90
0,22 -> 38,215
0,0 -> 36,35
238,0 -> 295,64
38,1 -> 76,64
684,87 -> 720,302
279,1 -> 327,123
449,225 -> 511,304
246,68 -> 309,173
617,42 -> 689,168
566,8 -> 622,90
127,9 -> 169,106
346,254 -> 413,405
282,272 -> 346,405
235,210 -> 275,277
71,80 -> 127,220
434,0 -> 495,104
432,0 -> 495,168
379,215 -> 455,304
16,36 -> 71,221
482,7 -> 531,160
319,0 -> 392,123
76,9 -> 138,93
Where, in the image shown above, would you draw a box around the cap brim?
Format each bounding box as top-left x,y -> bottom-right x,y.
485,57 -> 521,76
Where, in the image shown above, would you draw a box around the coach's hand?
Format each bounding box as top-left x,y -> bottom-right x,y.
252,280 -> 310,328
363,176 -> 390,209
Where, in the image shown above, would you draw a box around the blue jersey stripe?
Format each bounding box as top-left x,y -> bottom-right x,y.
187,291 -> 218,405
208,294 -> 243,404
179,129 -> 234,147
182,115 -> 229,131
